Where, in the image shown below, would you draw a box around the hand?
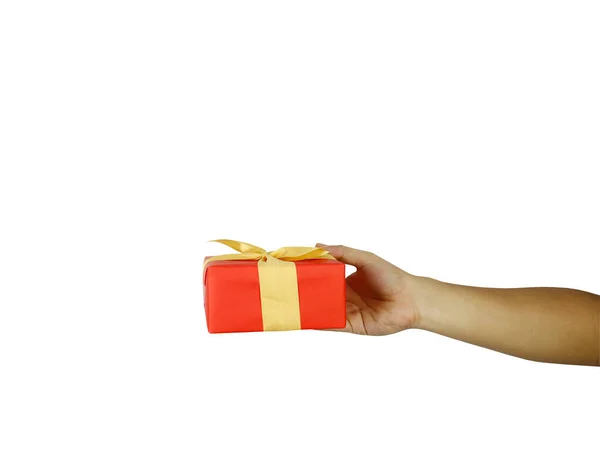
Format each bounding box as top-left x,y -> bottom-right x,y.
317,243 -> 421,335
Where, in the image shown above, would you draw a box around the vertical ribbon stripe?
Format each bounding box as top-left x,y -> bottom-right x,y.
257,256 -> 301,331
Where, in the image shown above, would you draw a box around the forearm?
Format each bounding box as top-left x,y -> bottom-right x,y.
412,277 -> 600,366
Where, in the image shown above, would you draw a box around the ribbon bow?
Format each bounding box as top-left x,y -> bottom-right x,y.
203,239 -> 334,265
204,239 -> 335,331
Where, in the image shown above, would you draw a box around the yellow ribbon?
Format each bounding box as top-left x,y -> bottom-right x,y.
204,240 -> 334,331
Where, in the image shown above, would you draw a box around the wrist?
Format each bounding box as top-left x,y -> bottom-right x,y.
409,275 -> 447,331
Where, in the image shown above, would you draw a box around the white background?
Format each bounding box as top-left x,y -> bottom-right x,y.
1,1 -> 599,465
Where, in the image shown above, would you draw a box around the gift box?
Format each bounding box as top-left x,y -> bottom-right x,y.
204,240 -> 346,333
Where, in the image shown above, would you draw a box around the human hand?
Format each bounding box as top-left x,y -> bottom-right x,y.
316,243 -> 421,335
316,244 -> 600,365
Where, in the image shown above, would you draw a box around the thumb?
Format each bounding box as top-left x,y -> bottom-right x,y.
316,243 -> 375,269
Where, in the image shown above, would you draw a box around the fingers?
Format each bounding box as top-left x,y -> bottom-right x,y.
316,243 -> 376,269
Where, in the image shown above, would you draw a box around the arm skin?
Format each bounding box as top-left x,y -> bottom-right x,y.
317,243 -> 600,366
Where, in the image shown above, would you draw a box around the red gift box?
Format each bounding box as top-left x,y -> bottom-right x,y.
203,241 -> 346,333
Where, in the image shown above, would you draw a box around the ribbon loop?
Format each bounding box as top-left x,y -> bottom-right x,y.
269,246 -> 332,261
